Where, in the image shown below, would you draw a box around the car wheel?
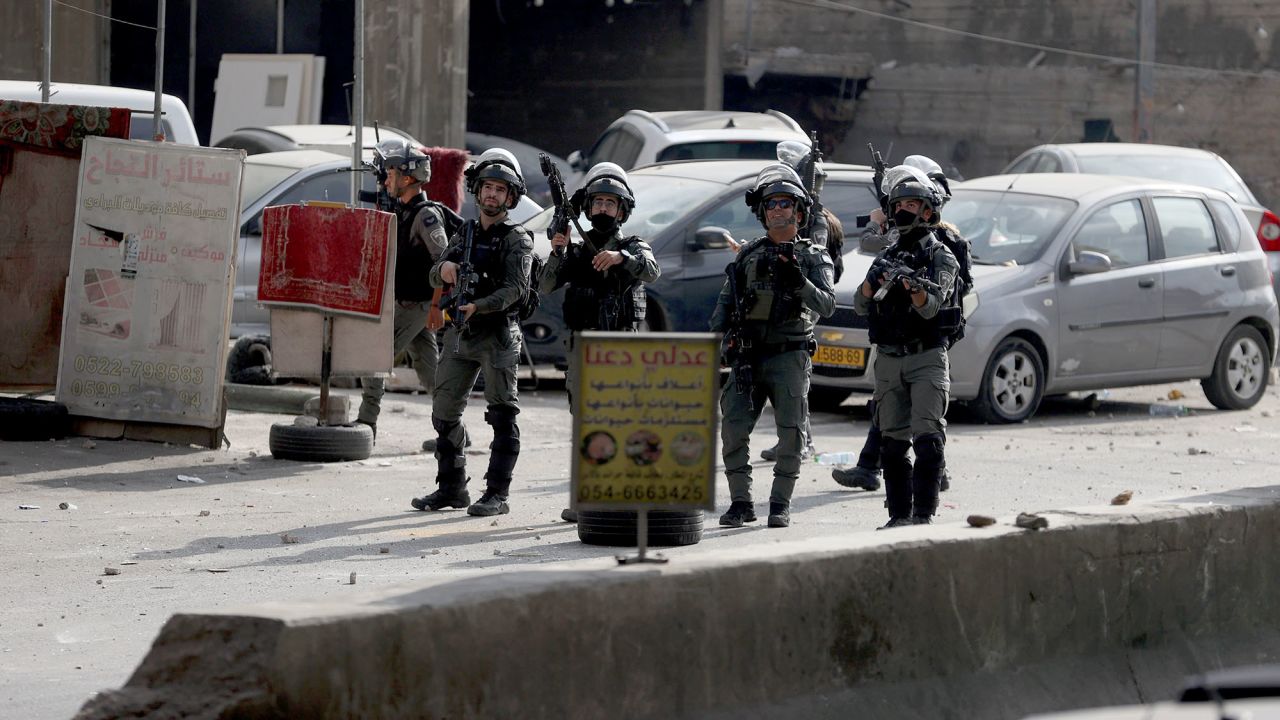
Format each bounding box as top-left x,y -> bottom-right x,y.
1201,324 -> 1269,410
226,335 -> 276,385
268,422 -> 374,462
972,337 -> 1044,423
577,510 -> 704,547
808,388 -> 852,412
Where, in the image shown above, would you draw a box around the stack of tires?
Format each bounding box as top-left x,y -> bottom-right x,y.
577,510 -> 704,547
0,397 -> 70,441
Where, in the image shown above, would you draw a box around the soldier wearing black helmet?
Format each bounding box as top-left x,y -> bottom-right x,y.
411,148 -> 535,518
712,164 -> 836,529
356,139 -> 449,439
853,164 -> 960,529
538,162 -> 661,523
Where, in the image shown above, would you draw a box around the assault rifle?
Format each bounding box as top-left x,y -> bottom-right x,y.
538,153 -> 591,257
803,131 -> 829,247
723,263 -> 755,413
439,220 -> 477,351
359,123 -> 396,212
871,258 -> 942,303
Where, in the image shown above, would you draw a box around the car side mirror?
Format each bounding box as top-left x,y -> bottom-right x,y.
568,150 -> 585,171
1067,250 -> 1112,275
858,228 -> 888,254
243,216 -> 262,237
689,226 -> 733,252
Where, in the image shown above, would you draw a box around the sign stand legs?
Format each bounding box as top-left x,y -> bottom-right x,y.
616,509 -> 669,565
318,314 -> 333,426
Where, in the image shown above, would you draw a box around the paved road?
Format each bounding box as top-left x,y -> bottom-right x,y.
2,376 -> 1278,719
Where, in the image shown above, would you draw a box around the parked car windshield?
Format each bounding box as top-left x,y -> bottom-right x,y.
656,141 -> 782,163
242,163 -> 304,210
1075,154 -> 1254,204
525,174 -> 725,239
946,189 -> 1076,266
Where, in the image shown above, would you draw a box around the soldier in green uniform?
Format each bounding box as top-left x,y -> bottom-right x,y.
712,164 -> 836,529
411,149 -> 534,517
538,162 -> 660,523
356,140 -> 447,438
853,165 -> 960,528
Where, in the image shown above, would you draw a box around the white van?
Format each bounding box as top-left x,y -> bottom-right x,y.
0,80 -> 200,145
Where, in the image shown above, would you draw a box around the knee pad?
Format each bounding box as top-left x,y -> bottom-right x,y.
912,432 -> 946,472
881,437 -> 912,477
431,416 -> 463,457
484,405 -> 520,439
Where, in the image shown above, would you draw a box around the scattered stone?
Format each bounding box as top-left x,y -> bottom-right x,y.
81,440 -> 97,450
18,504 -> 40,510
1111,490 -> 1134,505
493,549 -> 503,556
1187,447 -> 1209,455
207,568 -> 230,573
280,533 -> 299,544
103,567 -> 120,576
377,461 -> 392,467
349,572 -> 357,585
198,510 -> 210,517
216,544 -> 225,549
429,549 -> 441,555
1167,389 -> 1185,400
1233,426 -> 1258,433
967,514 -> 996,528
490,520 -> 499,527
95,579 -> 102,585
390,405 -> 406,414
202,457 -> 215,463
293,415 -> 319,427
1015,512 -> 1048,531
175,475 -> 205,484
1262,410 -> 1273,418
248,451 -> 258,457
1232,460 -> 1247,466
58,502 -> 76,510
120,561 -> 136,565
379,547 -> 389,554
535,535 -> 542,540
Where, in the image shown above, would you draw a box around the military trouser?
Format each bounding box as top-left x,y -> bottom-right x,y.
873,346 -> 949,519
429,321 -> 522,496
358,300 -> 439,426
721,349 -> 811,506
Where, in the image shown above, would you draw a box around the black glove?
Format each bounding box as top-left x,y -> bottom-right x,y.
777,255 -> 805,290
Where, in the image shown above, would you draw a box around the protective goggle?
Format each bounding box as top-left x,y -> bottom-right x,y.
764,197 -> 796,210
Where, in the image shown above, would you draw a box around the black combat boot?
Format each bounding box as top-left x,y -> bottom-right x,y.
767,501 -> 791,528
718,501 -> 757,527
411,476 -> 471,511
467,489 -> 510,516
878,517 -> 915,530
832,465 -> 881,491
760,439 -> 815,462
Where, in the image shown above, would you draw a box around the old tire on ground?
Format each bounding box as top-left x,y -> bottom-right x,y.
1201,324 -> 1270,410
577,510 -> 704,547
268,422 -> 373,462
971,336 -> 1045,424
226,335 -> 276,386
0,397 -> 70,441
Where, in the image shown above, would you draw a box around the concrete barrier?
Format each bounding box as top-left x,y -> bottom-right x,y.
75,486 -> 1280,720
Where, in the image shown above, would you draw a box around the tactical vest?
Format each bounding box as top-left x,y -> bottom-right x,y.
394,195 -> 436,302
562,233 -> 648,331
447,219 -> 519,330
866,231 -> 950,348
733,238 -> 807,340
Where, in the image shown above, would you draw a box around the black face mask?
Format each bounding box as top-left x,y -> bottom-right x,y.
893,208 -> 920,230
589,213 -> 619,234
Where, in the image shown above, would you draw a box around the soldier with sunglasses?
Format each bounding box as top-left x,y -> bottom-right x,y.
710,164 -> 836,529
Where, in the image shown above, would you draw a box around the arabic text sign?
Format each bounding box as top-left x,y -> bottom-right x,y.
571,332 -> 718,511
57,138 -> 242,427
257,204 -> 392,318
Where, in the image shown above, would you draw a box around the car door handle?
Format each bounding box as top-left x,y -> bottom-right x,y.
1220,266 -> 1236,277
1138,278 -> 1156,288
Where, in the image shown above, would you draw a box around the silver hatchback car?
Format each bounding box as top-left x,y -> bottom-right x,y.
812,173 -> 1279,422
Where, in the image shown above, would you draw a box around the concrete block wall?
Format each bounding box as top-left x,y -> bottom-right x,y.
725,0 -> 1280,207
75,488 -> 1280,720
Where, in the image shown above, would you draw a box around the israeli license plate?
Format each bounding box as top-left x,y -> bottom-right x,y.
813,345 -> 867,369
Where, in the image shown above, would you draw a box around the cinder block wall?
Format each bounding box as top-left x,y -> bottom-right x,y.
726,0 -> 1280,207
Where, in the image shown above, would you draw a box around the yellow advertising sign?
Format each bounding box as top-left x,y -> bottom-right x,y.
571,332 -> 719,511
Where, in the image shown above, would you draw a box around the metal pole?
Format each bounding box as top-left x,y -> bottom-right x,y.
188,0 -> 197,118
42,0 -> 52,102
1134,0 -> 1155,143
351,0 -> 364,204
276,0 -> 284,54
153,0 -> 167,141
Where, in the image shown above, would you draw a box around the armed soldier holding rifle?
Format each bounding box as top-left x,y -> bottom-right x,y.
412,149 -> 535,518
354,139 -> 452,441
711,164 -> 835,529
537,160 -> 660,523
854,161 -> 963,529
